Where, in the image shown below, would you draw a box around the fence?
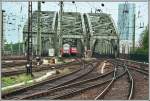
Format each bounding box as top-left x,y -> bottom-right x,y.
93,52 -> 148,63
119,53 -> 148,63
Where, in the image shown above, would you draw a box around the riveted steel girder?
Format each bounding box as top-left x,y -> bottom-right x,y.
23,11 -> 119,57
85,13 -> 119,57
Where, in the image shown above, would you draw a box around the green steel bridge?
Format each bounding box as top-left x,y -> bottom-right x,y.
23,11 -> 119,58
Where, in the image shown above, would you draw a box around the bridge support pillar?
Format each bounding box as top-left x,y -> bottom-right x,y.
90,38 -> 96,57
108,43 -> 110,56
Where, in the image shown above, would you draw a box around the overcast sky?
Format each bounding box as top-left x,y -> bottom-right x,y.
2,2 -> 148,44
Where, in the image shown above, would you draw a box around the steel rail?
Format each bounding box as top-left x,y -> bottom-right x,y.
94,77 -> 115,100
113,59 -> 148,75
2,58 -> 96,76
2,60 -> 97,99
94,63 -> 117,100
114,60 -> 134,100
126,64 -> 148,71
2,59 -> 85,97
128,67 -> 148,75
125,65 -> 134,100
20,69 -> 114,99
94,60 -> 128,100
117,58 -> 149,65
39,66 -> 126,100
2,65 -> 81,98
2,61 -> 82,77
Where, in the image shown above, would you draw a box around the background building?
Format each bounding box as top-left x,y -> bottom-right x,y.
118,3 -> 135,53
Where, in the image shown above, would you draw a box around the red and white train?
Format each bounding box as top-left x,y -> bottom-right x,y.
61,43 -> 78,56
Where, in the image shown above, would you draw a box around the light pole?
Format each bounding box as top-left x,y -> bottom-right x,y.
126,14 -> 144,53
132,14 -> 135,52
37,1 -> 42,57
26,1 -> 33,76
18,25 -> 21,55
2,10 -> 5,56
72,1 -> 77,19
10,41 -> 13,56
72,1 -> 78,56
58,0 -> 63,58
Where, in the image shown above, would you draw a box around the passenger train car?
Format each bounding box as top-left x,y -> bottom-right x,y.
61,44 -> 71,55
61,43 -> 78,56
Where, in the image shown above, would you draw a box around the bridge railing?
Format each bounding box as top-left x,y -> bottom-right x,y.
92,52 -> 115,59
92,52 -> 148,63
119,53 -> 148,63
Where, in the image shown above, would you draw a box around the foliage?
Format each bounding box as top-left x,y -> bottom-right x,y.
128,26 -> 149,62
135,26 -> 148,54
2,74 -> 32,87
4,42 -> 23,54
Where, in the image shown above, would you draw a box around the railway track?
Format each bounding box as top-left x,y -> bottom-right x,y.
2,56 -> 26,60
66,59 -> 111,83
94,60 -> 125,99
117,58 -> 148,71
126,65 -> 134,100
127,64 -> 148,72
2,62 -> 81,77
19,61 -> 115,100
64,59 -> 148,100
63,59 -> 147,100
2,59 -> 148,100
112,59 -> 148,75
2,59 -> 98,100
116,59 -> 148,75
2,58 -> 76,68
129,67 -> 149,100
94,60 -> 134,100
2,59 -> 127,100
128,67 -> 148,75
1,57 -> 84,68
2,60 -> 27,68
6,60 -> 114,100
2,58 -> 97,77
2,60 -> 81,77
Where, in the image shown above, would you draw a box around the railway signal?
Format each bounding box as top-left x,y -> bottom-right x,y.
101,3 -> 104,7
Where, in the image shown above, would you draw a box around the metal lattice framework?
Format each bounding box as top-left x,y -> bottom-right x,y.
23,11 -> 119,57
57,12 -> 84,55
23,11 -> 57,56
84,13 -> 119,57
26,1 -> 33,75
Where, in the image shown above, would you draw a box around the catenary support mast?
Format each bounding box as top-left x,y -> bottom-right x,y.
26,1 -> 33,76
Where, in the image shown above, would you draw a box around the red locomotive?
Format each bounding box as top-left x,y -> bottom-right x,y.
61,43 -> 78,56
70,47 -> 78,55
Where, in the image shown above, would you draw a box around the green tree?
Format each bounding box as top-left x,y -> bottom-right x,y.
4,42 -> 23,55
136,26 -> 148,54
